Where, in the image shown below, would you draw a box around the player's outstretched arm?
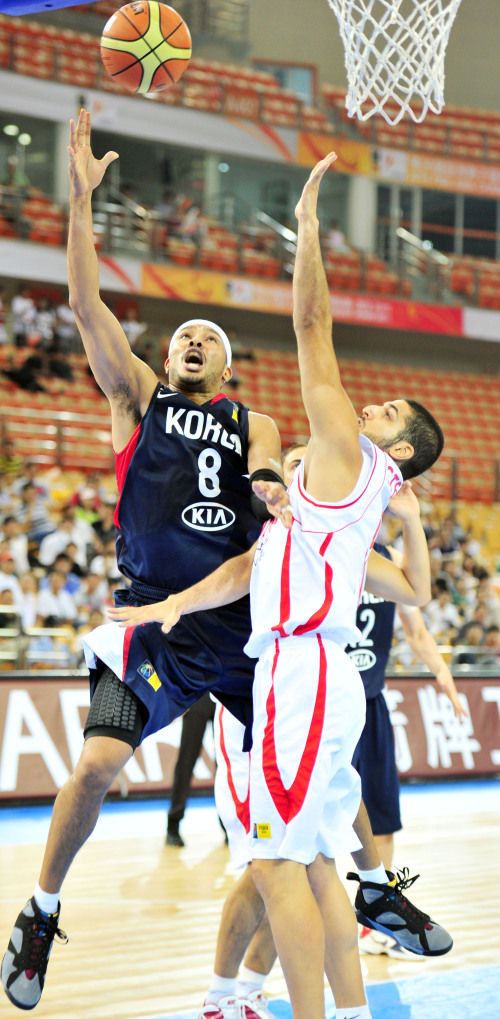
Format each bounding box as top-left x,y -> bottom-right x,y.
247,412 -> 291,526
67,108 -> 157,449
364,482 -> 431,606
397,608 -> 467,720
108,544 -> 257,632
293,154 -> 361,501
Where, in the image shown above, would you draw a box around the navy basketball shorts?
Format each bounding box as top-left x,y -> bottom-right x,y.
351,690 -> 402,836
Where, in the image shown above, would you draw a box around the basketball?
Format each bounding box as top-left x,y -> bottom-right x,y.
100,1 -> 192,95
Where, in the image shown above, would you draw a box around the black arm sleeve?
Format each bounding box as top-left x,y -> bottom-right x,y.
249,468 -> 286,522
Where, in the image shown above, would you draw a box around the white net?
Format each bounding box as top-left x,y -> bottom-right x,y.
326,0 -> 464,124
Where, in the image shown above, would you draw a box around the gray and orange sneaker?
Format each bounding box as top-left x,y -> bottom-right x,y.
1,897 -> 68,1010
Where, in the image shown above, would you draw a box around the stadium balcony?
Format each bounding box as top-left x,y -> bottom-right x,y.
1,11 -> 498,161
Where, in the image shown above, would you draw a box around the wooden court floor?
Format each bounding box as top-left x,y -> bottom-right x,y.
0,782 -> 499,1019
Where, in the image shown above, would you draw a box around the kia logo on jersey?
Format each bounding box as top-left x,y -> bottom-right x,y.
181,502 -> 236,531
347,648 -> 377,671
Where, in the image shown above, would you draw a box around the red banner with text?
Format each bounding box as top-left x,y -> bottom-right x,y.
0,675 -> 499,800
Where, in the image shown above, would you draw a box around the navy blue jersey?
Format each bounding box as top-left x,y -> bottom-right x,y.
115,383 -> 261,593
345,543 -> 396,700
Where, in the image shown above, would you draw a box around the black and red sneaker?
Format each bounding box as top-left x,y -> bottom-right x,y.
347,867 -> 453,957
2,897 -> 68,1010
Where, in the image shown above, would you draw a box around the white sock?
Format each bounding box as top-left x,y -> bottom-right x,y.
336,1006 -> 372,1019
205,975 -> 237,1004
33,884 -> 60,916
357,864 -> 387,884
236,964 -> 267,997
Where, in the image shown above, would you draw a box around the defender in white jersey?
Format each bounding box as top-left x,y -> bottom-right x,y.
110,153 -> 444,1019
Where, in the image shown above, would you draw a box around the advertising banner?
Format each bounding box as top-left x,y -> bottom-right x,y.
0,675 -> 499,800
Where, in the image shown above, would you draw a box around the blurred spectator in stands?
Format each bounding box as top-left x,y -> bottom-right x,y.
481,625 -> 500,666
0,586 -> 19,621
2,155 -> 29,190
55,292 -> 79,353
33,295 -> 57,350
92,498 -> 117,548
178,202 -> 206,244
27,615 -> 75,669
0,286 -> 8,345
325,219 -> 351,252
73,607 -> 105,667
424,577 -> 463,641
441,509 -> 466,545
0,474 -> 15,516
3,349 -> 48,393
453,620 -> 486,665
15,480 -> 55,546
70,470 -> 108,508
155,187 -> 177,227
0,549 -> 22,604
38,505 -> 95,572
46,345 -> 74,383
437,553 -> 463,596
36,568 -> 78,626
11,284 -> 35,348
120,307 -> 148,348
18,571 -> 39,629
10,461 -> 49,501
437,517 -> 462,557
39,551 -> 82,598
470,570 -> 500,627
0,515 -> 29,574
62,541 -> 86,580
452,574 -> 470,617
89,537 -> 121,582
0,439 -> 23,478
73,487 -> 100,526
75,570 -> 109,624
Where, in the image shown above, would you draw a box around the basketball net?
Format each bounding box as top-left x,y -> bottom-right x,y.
326,0 -> 464,124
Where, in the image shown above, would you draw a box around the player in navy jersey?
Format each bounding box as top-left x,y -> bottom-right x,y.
347,541 -> 465,960
1,108 -> 289,1015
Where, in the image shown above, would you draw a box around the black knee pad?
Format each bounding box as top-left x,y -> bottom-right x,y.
84,668 -> 148,750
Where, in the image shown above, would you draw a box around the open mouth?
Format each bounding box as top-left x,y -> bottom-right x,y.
183,349 -> 205,367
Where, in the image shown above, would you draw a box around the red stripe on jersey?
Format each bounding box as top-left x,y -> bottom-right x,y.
218,706 -> 250,833
297,444 -> 378,509
262,636 -> 326,823
293,533 -> 334,636
121,625 -> 135,680
356,517 -> 384,605
113,423 -> 141,527
271,527 -> 292,637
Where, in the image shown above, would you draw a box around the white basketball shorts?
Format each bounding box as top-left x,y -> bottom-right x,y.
250,634 -> 366,865
214,701 -> 251,870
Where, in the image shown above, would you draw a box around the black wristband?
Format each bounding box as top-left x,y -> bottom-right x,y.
249,468 -> 286,522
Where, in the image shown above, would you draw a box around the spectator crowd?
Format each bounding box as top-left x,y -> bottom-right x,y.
0,454 -> 123,669
0,449 -> 497,673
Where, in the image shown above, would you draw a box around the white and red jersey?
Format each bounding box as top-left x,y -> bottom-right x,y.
245,435 -> 402,658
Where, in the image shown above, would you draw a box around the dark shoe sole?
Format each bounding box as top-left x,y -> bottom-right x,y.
356,911 -> 453,957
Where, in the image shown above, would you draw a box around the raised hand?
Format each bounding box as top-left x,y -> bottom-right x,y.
251,479 -> 293,529
387,480 -> 420,520
294,151 -> 337,219
68,107 -> 119,198
108,596 -> 182,634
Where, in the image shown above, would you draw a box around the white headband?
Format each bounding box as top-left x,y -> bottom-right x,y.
169,318 -> 232,366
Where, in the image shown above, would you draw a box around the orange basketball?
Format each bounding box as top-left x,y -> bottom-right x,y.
100,1 -> 192,95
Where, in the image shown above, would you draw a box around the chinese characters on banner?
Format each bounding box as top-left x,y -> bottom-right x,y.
0,675 -> 499,799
